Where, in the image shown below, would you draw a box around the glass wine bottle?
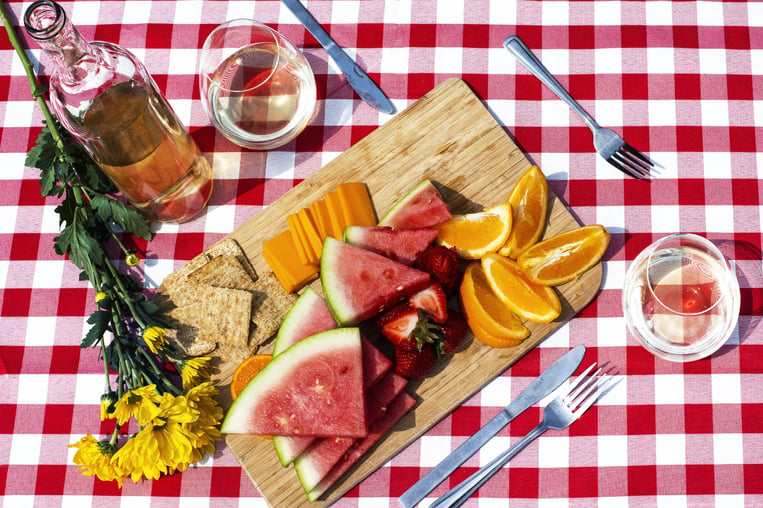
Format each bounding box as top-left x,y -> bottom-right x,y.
24,0 -> 213,223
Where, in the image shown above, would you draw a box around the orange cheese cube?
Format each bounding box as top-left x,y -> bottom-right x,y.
262,230 -> 319,293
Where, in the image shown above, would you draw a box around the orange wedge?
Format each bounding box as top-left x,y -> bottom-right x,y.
499,166 -> 548,259
469,318 -> 525,348
459,262 -> 529,347
481,252 -> 561,323
436,202 -> 512,259
517,224 -> 610,286
231,354 -> 272,400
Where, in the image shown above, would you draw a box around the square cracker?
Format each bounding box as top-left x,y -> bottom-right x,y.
248,272 -> 297,346
187,255 -> 258,292
166,285 -> 253,349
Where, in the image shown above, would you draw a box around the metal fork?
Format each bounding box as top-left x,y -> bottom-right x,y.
428,363 -> 615,508
504,35 -> 654,180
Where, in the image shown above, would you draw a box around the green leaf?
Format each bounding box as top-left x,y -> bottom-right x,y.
82,310 -> 110,348
89,194 -> 152,241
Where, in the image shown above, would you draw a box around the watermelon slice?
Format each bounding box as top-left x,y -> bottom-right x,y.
221,328 -> 367,437
377,180 -> 452,229
294,372 -> 408,493
273,335 -> 392,466
321,237 -> 431,326
343,226 -> 439,265
307,390 -> 417,502
273,287 -> 337,356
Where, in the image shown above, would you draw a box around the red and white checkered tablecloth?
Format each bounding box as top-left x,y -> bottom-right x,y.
2,0 -> 762,506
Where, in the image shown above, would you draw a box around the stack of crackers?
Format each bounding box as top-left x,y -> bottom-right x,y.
157,238 -> 296,363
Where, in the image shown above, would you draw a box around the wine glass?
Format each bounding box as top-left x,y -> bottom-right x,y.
199,19 -> 317,150
622,233 -> 740,362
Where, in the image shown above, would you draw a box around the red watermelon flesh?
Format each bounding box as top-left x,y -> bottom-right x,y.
307,390 -> 417,502
273,335 -> 393,466
321,237 -> 431,327
294,371 -> 409,493
377,180 -> 452,229
221,328 -> 367,438
272,287 -> 337,356
343,226 -> 439,265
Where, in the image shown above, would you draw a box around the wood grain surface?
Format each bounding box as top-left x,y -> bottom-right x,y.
206,78 -> 603,506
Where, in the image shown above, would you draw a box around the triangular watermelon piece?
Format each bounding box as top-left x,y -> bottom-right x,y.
377,180 -> 452,228
221,328 -> 367,437
273,333 -> 393,466
273,287 -> 337,356
294,372 -> 409,493
343,226 -> 439,265
307,390 -> 417,502
321,237 -> 431,327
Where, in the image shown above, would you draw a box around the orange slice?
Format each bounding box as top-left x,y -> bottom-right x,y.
436,202 -> 512,259
459,262 -> 529,347
231,354 -> 272,400
469,318 -> 525,348
517,224 -> 610,286
481,252 -> 561,323
499,165 -> 548,259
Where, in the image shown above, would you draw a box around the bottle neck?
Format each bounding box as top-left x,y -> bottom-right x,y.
24,0 -> 99,83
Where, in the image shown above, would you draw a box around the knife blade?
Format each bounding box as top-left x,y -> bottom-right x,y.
399,344 -> 586,508
281,0 -> 396,114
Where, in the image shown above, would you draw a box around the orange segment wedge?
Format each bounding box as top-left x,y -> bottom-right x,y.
499,165 -> 548,259
517,224 -> 610,286
460,262 -> 529,347
481,252 -> 561,323
436,202 -> 512,259
231,354 -> 272,400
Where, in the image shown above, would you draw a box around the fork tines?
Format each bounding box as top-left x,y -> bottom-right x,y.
609,144 -> 654,180
565,363 -> 614,413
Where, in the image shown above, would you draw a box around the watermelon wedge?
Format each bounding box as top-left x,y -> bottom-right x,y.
273,334 -> 392,466
294,372 -> 408,493
273,287 -> 337,356
321,237 -> 431,326
307,390 -> 417,502
377,180 -> 452,229
221,328 -> 367,437
343,226 -> 439,265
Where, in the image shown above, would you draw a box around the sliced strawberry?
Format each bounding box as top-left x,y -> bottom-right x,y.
377,304 -> 439,351
394,343 -> 437,379
438,311 -> 468,355
408,283 -> 448,323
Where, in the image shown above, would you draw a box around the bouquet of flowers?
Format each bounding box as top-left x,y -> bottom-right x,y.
1,2 -> 223,486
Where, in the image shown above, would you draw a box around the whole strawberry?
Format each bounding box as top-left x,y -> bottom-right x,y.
394,343 -> 437,379
414,245 -> 462,294
377,304 -> 439,351
438,311 -> 468,354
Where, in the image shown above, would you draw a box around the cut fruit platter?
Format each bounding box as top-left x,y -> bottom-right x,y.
165,78 -> 604,506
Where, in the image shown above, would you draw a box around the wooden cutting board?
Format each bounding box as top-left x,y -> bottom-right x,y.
214,77 -> 602,506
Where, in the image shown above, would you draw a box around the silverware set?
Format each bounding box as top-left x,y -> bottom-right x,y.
401,345 -> 617,507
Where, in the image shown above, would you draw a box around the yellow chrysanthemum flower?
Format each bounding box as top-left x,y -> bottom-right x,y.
95,291 -> 108,303
100,392 -> 117,421
125,253 -> 140,267
142,326 -> 168,354
185,382 -> 224,460
69,434 -> 127,487
113,392 -> 199,482
178,356 -> 211,388
111,384 -> 162,426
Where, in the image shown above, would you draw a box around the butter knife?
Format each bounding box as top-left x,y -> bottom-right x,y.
281,0 -> 396,114
399,344 -> 586,508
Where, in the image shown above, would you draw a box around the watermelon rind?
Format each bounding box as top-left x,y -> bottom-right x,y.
221,328 -> 367,437
377,179 -> 452,228
272,287 -> 337,356
320,237 -> 431,327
